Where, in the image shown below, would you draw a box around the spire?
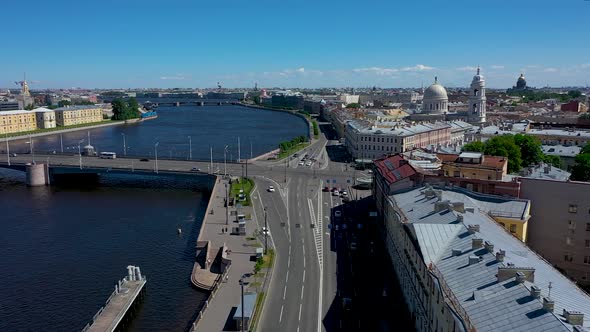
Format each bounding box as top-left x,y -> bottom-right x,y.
476,66 -> 480,75
434,76 -> 438,84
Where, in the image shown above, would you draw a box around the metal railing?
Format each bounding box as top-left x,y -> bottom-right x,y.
188,262 -> 232,332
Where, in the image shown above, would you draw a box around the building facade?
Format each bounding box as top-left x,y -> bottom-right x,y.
467,67 -> 486,124
520,178 -> 590,287
0,110 -> 37,135
55,106 -> 103,126
34,108 -> 56,129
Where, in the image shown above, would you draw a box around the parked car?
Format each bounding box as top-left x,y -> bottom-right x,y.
323,186 -> 330,192
332,190 -> 340,196
341,191 -> 348,196
298,161 -> 304,166
140,158 -> 150,162
267,185 -> 275,192
191,167 -> 201,172
10,153 -> 17,157
349,241 -> 357,251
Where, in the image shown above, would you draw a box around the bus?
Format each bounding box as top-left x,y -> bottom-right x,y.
100,152 -> 117,159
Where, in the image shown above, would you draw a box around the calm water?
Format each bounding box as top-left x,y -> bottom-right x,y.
7,104 -> 309,161
0,104 -> 308,331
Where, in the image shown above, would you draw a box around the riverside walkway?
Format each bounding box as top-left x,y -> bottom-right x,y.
82,266 -> 147,332
189,176 -> 259,331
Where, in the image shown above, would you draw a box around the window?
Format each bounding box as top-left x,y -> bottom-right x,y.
569,204 -> 578,213
587,223 -> 590,232
586,240 -> 590,248
565,254 -> 574,262
569,220 -> 576,230
566,237 -> 573,246
584,256 -> 590,264
510,224 -> 517,233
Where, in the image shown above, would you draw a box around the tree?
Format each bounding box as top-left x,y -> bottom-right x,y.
484,136 -> 522,173
111,98 -> 140,120
581,142 -> 590,155
346,103 -> 360,109
514,134 -> 543,167
571,153 -> 590,182
568,90 -> 582,99
58,100 -> 71,107
542,154 -> 562,169
462,142 -> 485,152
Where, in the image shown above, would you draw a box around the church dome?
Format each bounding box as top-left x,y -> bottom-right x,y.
516,73 -> 527,89
424,81 -> 448,101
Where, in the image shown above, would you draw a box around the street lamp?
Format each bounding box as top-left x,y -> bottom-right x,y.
121,133 -> 127,156
264,207 -> 268,255
224,145 -> 229,177
5,132 -> 10,166
239,276 -> 250,332
78,139 -> 84,169
154,142 -> 159,173
188,136 -> 192,160
60,133 -> 64,153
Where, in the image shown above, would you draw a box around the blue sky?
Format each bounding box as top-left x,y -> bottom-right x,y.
1,0 -> 589,89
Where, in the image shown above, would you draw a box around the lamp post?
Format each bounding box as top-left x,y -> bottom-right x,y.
223,145 -> 229,178
188,136 -> 192,160
154,142 -> 159,173
239,276 -> 249,332
264,207 -> 268,255
5,132 -> 10,166
225,182 -> 229,226
60,133 -> 64,153
78,139 -> 84,170
121,133 -> 126,156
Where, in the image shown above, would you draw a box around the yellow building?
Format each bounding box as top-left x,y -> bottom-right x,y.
0,110 -> 37,135
34,107 -> 57,129
55,106 -> 103,126
491,213 -> 531,242
438,152 -> 508,181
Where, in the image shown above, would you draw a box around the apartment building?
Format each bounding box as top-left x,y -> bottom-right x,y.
33,107 -> 56,129
373,159 -> 590,331
55,105 -> 103,126
0,110 -> 37,135
437,152 -> 508,181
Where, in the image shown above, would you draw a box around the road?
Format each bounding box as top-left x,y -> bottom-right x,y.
0,123 -> 391,332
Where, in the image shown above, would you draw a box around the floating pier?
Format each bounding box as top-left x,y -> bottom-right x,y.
82,266 -> 147,332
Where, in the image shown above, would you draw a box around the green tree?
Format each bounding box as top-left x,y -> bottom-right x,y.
581,142 -> 590,155
312,120 -> 319,137
25,103 -> 35,110
345,103 -> 360,109
568,90 -> 582,99
484,136 -> 522,173
462,141 -> 485,152
58,100 -> 71,107
542,154 -> 563,169
514,134 -> 543,167
111,98 -> 140,120
571,153 -> 590,182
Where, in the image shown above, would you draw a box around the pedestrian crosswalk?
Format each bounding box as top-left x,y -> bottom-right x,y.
308,190 -> 324,271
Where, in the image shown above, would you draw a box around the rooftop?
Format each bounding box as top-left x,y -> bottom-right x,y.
348,120 -> 450,137
437,153 -> 508,170
392,186 -> 590,331
542,145 -> 582,157
518,163 -> 571,181
55,105 -> 102,111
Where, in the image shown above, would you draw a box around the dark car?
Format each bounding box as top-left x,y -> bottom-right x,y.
140,158 -> 149,162
322,186 -> 329,192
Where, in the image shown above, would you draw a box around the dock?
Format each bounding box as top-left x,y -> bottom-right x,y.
82,266 -> 147,332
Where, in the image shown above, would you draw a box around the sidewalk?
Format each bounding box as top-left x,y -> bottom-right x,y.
193,177 -> 259,332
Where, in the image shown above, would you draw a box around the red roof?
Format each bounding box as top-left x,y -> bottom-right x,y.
374,154 -> 417,185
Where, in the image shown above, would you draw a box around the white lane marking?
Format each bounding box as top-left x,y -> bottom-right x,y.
288,256 -> 291,268
289,245 -> 291,255
301,285 -> 305,300
283,286 -> 287,300
286,270 -> 289,283
279,305 -> 284,323
303,269 -> 306,282
303,255 -> 306,268
298,303 -> 303,321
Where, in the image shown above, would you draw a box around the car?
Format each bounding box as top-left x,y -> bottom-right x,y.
298,161 -> 304,166
267,185 -> 275,192
349,241 -> 357,251
341,191 -> 348,196
332,190 -> 340,196
322,186 -> 330,192
140,158 -> 149,162
334,210 -> 342,218
262,227 -> 270,236
305,161 -> 312,166
342,297 -> 352,311
191,167 -> 201,172
293,153 -> 299,157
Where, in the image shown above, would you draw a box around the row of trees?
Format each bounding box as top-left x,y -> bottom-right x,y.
462,134 -> 560,173
111,98 -> 141,120
279,136 -> 307,152
312,120 -> 319,137
506,89 -> 582,103
571,143 -> 590,181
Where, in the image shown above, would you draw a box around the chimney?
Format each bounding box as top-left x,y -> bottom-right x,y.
468,224 -> 480,234
434,190 -> 443,201
496,250 -> 506,262
515,271 -> 526,283
434,201 -> 450,212
472,238 -> 483,249
451,248 -> 462,256
468,255 -> 481,265
497,267 -> 535,282
544,166 -> 550,174
457,215 -> 464,223
530,285 -> 541,299
483,241 -> 494,253
452,202 -> 465,213
127,265 -> 135,281
564,309 -> 584,326
543,297 -> 554,312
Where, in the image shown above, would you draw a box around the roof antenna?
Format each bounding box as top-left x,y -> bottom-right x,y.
548,281 -> 553,297
477,65 -> 480,75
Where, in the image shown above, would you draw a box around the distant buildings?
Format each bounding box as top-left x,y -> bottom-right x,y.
478,123 -> 590,147
561,100 -> 588,113
0,110 -> 37,135
33,107 -> 56,129
437,152 -> 508,181
270,91 -> 304,109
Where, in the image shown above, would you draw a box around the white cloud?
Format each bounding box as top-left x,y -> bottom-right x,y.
295,67 -> 305,73
544,67 -> 558,73
526,65 -> 540,69
456,66 -> 478,72
490,65 -> 505,70
400,64 -> 434,71
160,75 -> 189,80
581,64 -> 590,69
353,67 -> 399,76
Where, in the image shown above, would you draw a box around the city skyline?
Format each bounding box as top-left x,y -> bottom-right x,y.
1,0 -> 589,89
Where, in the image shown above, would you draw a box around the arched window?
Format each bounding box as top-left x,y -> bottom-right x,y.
474,89 -> 478,96
473,104 -> 477,113
436,103 -> 439,110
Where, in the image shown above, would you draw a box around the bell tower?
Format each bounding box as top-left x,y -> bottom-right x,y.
468,67 -> 486,124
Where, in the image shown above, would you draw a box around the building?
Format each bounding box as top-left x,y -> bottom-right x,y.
422,77 -> 448,114
0,101 -> 19,112
373,162 -> 590,331
0,110 -> 37,135
271,91 -> 304,109
54,105 -> 103,126
437,152 -> 508,181
561,101 -> 588,113
16,79 -> 34,109
339,94 -> 359,105
467,67 -> 486,124
520,177 -> 590,287
33,107 -> 56,129
345,120 -> 451,159
514,73 -> 528,90
542,145 -> 581,171
478,125 -> 590,147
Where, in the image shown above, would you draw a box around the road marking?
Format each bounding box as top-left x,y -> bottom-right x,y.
286,270 -> 289,283
283,286 -> 287,300
303,269 -> 306,282
298,303 -> 303,321
289,245 -> 291,255
303,255 -> 306,267
288,256 -> 291,268
279,305 -> 284,323
301,285 -> 305,300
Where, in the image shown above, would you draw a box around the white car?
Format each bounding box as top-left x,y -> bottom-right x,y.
298,161 -> 304,166
341,191 -> 348,196
262,227 -> 270,236
332,190 -> 340,196
267,186 -> 275,192
305,161 -> 312,166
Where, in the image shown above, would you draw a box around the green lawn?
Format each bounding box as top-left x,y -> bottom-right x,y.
230,177 -> 254,206
277,142 -> 309,160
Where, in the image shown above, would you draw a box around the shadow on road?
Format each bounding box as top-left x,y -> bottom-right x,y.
321,196 -> 415,332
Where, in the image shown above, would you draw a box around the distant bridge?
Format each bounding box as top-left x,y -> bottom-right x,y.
143,100 -> 240,108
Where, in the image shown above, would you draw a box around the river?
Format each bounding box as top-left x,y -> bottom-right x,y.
0,104 -> 308,331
